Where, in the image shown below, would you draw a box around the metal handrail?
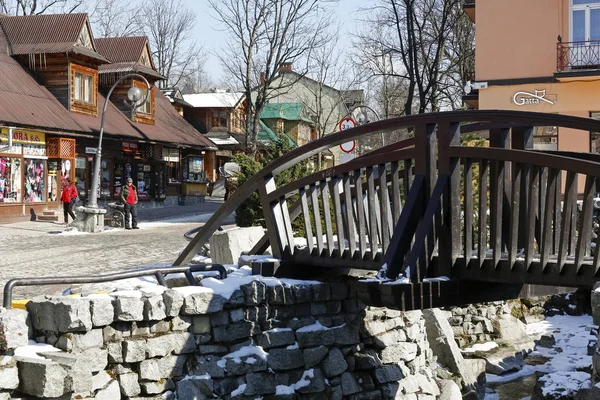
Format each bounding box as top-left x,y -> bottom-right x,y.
3,264 -> 227,308
172,110 -> 600,267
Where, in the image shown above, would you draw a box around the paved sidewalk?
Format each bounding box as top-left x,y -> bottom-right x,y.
137,196 -> 225,221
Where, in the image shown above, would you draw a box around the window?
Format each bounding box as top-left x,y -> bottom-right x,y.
212,110 -> 227,128
572,1 -> 600,41
24,159 -> 45,202
533,126 -> 558,151
139,87 -> 152,114
74,72 -> 94,104
0,157 -> 21,203
163,148 -> 181,183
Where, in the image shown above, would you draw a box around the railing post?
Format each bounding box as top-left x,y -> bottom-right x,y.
437,121 -> 461,275
258,175 -> 289,259
511,126 -> 534,251
489,128 -> 510,265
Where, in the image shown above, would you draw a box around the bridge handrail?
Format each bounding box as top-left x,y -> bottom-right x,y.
173,110 -> 600,268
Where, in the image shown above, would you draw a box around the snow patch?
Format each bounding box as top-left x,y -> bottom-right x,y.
14,340 -> 61,360
463,341 -> 499,353
216,345 -> 268,368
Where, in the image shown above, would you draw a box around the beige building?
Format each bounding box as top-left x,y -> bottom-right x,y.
466,0 -> 600,158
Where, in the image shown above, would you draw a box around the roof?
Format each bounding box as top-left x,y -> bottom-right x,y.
95,36 -> 164,80
0,26 -> 214,149
260,102 -> 314,124
0,13 -> 108,62
183,92 -> 244,108
160,87 -> 193,107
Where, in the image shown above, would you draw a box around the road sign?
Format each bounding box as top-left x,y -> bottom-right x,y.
339,117 -> 356,131
340,141 -> 356,153
339,117 -> 357,153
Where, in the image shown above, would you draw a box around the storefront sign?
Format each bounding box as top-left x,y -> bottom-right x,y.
122,142 -> 139,152
0,128 -> 45,145
513,90 -> 556,106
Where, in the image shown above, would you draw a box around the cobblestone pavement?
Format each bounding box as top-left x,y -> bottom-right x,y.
0,198 -> 234,301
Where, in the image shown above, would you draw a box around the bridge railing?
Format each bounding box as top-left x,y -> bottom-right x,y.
175,111 -> 600,288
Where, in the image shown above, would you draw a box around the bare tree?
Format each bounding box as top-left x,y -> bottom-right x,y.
136,0 -> 202,89
0,0 -> 83,15
88,0 -> 139,37
210,0 -> 336,153
354,0 -> 467,116
179,58 -> 213,94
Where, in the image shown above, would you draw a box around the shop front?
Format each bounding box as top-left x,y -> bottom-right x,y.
0,127 -> 50,221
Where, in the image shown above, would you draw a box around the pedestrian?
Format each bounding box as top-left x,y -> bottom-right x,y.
61,178 -> 77,224
120,177 -> 139,230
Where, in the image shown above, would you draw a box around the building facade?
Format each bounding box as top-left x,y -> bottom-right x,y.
0,14 -> 216,222
466,0 -> 600,158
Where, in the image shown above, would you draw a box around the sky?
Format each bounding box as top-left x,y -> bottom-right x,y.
188,0 -> 365,84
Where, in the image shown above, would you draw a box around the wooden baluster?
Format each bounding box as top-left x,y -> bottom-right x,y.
525,166 -> 540,270
329,177 -> 346,256
367,166 -> 379,259
558,171 -> 577,271
258,175 -> 287,259
540,169 -> 558,270
577,176 -> 596,272
478,160 -> 489,267
404,159 -> 413,202
490,159 -> 504,268
391,161 -> 401,223
299,187 -> 314,256
379,163 -> 392,252
355,169 -> 368,259
280,196 -> 295,255
512,126 -> 534,250
538,168 -> 548,248
508,163 -> 522,268
320,180 -> 335,257
343,172 -> 357,258
309,183 -> 324,256
553,171 -> 563,254
464,159 -> 474,266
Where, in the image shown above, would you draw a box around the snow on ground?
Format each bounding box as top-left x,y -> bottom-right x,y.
14,340 -> 61,360
486,314 -> 597,397
463,341 -> 499,353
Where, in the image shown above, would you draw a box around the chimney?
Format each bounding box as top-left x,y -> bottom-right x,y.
279,62 -> 293,73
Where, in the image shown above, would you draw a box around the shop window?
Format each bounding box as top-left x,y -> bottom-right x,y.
185,156 -> 205,182
101,159 -> 111,199
136,163 -> 153,199
163,148 -> 181,183
24,159 -> 45,202
0,157 -> 22,203
533,126 -> 558,151
212,110 -> 227,128
47,160 -> 59,202
75,157 -> 87,199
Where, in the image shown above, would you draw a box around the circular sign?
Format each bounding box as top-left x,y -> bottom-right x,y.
339,117 -> 357,131
340,141 -> 356,153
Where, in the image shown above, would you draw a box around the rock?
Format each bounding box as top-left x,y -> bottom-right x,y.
89,297 -> 114,327
423,308 -> 485,398
123,339 -> 147,363
532,371 -> 591,400
209,226 -> 265,264
374,365 -> 402,384
177,288 -> 227,315
107,342 -> 123,363
213,321 -> 256,343
268,348 -> 305,371
592,283 -> 600,325
140,379 -> 175,395
95,379 -> 121,400
92,371 -> 112,392
0,356 -> 18,390
304,345 -> 329,368
17,358 -> 67,398
163,290 -> 184,317
354,349 -> 382,370
143,295 -> 167,321
37,351 -> 93,393
494,314 -> 535,353
119,372 -> 141,397
244,372 -> 276,395
322,348 -> 348,377
146,332 -> 195,357
80,347 -> 109,373
341,372 -> 361,396
138,355 -> 185,381
296,326 -> 335,347
439,379 -> 462,400
294,368 -> 326,394
177,376 -> 214,399
112,293 -> 144,321
27,296 -> 92,333
240,281 -> 267,306
333,320 -> 361,346
56,329 -> 103,352
257,328 -> 296,349
539,334 -> 556,348
381,342 -> 418,364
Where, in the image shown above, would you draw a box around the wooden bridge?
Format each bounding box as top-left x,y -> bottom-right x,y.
174,110 -> 600,310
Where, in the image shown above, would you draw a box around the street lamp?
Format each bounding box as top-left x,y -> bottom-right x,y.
348,105 -> 383,146
87,73 -> 150,209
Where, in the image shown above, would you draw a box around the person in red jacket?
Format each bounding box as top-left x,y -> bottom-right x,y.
120,177 -> 138,230
61,178 -> 78,224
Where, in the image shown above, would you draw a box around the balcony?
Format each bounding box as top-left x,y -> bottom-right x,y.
463,0 -> 475,23
556,40 -> 600,80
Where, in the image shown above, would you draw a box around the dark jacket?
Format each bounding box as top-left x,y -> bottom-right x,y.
120,184 -> 138,205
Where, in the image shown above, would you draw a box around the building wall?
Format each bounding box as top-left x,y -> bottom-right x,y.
476,0 -> 569,81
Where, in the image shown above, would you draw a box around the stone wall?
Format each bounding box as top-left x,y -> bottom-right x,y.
0,277 -> 450,399
445,302 -> 511,349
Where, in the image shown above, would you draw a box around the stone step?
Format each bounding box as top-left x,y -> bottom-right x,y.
42,210 -> 58,216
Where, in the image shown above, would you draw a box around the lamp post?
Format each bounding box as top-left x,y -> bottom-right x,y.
87,73 -> 150,209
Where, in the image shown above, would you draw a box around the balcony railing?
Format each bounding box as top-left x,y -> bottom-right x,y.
557,40 -> 600,72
